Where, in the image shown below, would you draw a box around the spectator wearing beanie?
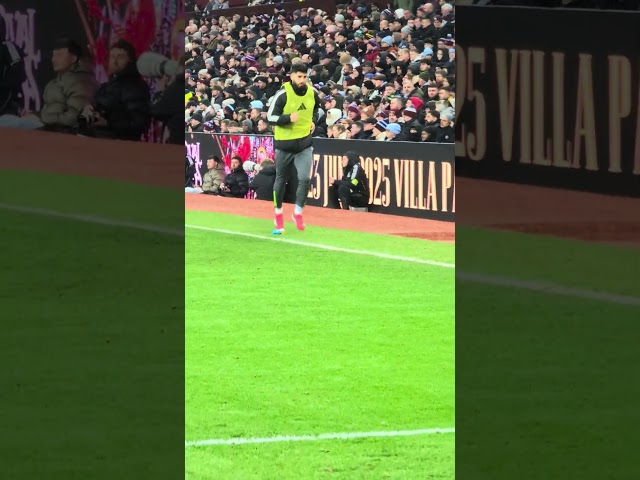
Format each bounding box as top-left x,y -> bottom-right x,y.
402,105 -> 421,133
372,119 -> 389,141
346,102 -> 361,121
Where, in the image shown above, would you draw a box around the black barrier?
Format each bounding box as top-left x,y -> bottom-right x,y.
185,133 -> 455,222
456,6 -> 640,196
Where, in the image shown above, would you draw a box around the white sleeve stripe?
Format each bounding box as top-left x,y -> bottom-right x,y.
350,164 -> 358,180
267,89 -> 286,123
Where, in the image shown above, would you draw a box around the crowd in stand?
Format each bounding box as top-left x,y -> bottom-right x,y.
473,0 -> 639,8
185,1 -> 456,143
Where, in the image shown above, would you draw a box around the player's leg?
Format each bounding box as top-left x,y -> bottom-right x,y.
291,146 -> 313,230
272,149 -> 293,234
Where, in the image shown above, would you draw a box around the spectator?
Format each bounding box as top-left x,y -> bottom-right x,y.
384,123 -> 404,141
211,0 -> 229,11
218,155 -> 249,197
248,158 -> 276,200
150,55 -> 185,144
203,155 -> 226,193
80,39 -> 151,141
436,113 -> 455,143
38,38 -> 97,133
185,155 -> 226,194
328,151 -> 369,210
0,16 -> 24,116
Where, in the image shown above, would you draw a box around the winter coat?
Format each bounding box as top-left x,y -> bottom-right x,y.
332,151 -> 368,197
41,60 -> 97,129
248,165 -> 276,200
202,163 -> 226,193
222,166 -> 249,198
436,125 -> 454,143
150,76 -> 184,144
93,63 -> 151,141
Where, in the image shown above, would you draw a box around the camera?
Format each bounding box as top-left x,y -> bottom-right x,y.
137,52 -> 179,78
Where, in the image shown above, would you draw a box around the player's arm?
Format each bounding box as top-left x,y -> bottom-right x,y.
267,89 -> 292,126
312,88 -> 322,124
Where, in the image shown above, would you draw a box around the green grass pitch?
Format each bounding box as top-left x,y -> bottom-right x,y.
1,171 -> 184,479
185,211 -> 456,479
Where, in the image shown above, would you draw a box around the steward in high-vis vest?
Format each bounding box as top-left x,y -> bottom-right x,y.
267,62 -> 322,235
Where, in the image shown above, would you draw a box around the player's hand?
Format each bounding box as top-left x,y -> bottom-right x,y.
289,112 -> 299,122
310,122 -> 315,133
329,177 -> 335,184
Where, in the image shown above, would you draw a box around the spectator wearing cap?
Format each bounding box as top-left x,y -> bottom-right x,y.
38,38 -> 97,132
187,111 -> 205,132
415,71 -> 431,90
384,122 -> 403,141
364,118 -> 380,139
238,118 -> 252,134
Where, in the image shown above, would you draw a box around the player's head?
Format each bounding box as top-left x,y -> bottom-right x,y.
289,62 -> 308,89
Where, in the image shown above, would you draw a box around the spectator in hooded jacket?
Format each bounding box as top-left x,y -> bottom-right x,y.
328,151 -> 369,210
38,38 -> 97,133
79,39 -> 151,141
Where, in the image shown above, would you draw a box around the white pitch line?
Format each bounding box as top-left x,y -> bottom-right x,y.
185,224 -> 456,268
188,224 -> 640,307
2,203 -> 637,307
185,427 -> 455,447
0,203 -> 184,237
457,271 -> 640,306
